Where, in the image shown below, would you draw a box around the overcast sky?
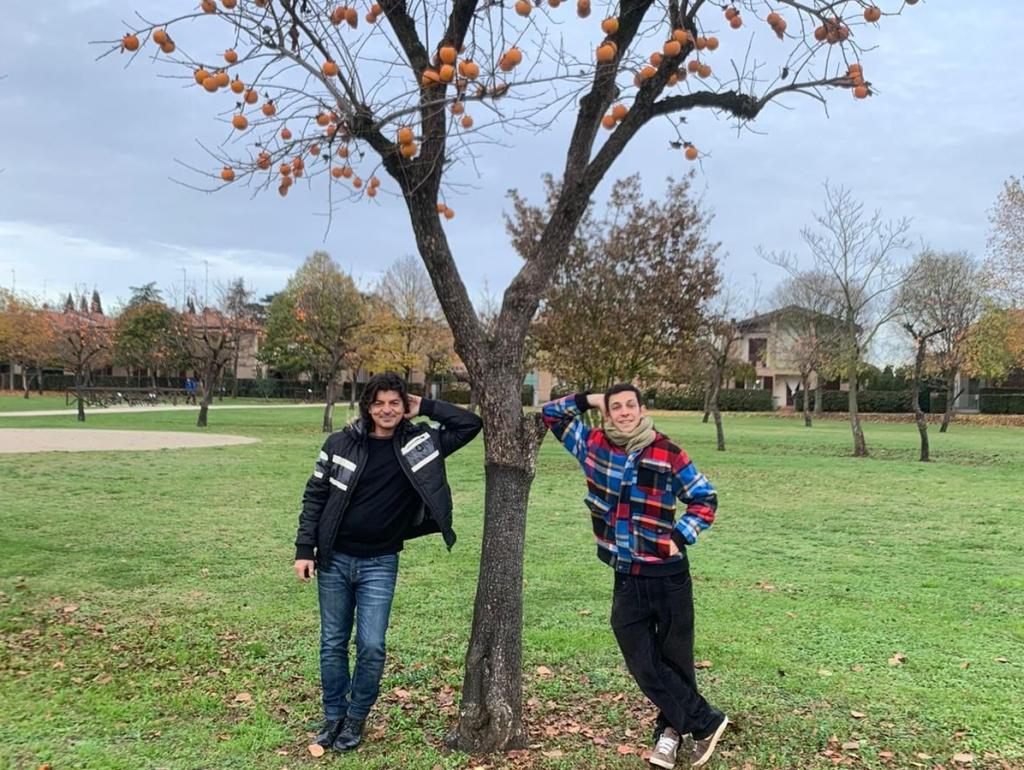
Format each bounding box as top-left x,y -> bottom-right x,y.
1,1 -> 1021,364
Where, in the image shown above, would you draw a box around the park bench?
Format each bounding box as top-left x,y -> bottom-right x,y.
66,387 -> 192,409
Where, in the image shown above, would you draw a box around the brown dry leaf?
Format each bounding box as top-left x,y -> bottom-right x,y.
275,749 -> 289,755
851,664 -> 864,672
785,611 -> 797,618
233,692 -> 252,703
818,668 -> 833,677
392,687 -> 411,699
916,753 -> 933,760
888,653 -> 907,666
960,661 -> 970,670
62,604 -> 79,614
617,745 -> 634,755
879,751 -> 895,759
541,749 -> 564,758
841,741 -> 860,751
536,665 -> 553,676
37,765 -> 51,770
578,609 -> 592,616
694,660 -> 712,669
850,711 -> 866,719
952,753 -> 974,764
307,743 -> 325,757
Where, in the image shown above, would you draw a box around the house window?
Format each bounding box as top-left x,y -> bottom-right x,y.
748,338 -> 767,366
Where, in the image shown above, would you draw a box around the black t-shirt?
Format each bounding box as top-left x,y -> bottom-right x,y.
333,435 -> 422,557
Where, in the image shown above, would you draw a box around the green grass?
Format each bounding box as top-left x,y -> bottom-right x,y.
1,406 -> 1022,769
0,393 -> 76,411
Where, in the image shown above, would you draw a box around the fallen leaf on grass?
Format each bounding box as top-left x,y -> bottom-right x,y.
62,605 -> 79,614
851,664 -> 864,672
617,745 -> 635,755
888,653 -> 907,666
392,687 -> 411,699
841,741 -> 860,751
307,743 -> 325,757
960,661 -> 970,670
540,750 -> 564,758
995,657 -> 1009,663
879,751 -> 895,760
850,711 -> 866,719
578,609 -> 592,617
536,666 -> 553,676
818,668 -> 833,677
952,753 -> 974,764
694,660 -> 712,669
233,692 -> 252,703
916,753 -> 933,760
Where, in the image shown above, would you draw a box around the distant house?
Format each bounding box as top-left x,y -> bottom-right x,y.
727,306 -> 846,410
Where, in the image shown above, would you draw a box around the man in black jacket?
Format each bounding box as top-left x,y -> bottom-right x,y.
294,371 -> 482,752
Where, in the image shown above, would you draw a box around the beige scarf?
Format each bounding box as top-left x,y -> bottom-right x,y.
604,414 -> 657,455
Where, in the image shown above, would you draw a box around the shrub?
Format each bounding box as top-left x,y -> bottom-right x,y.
980,393 -> 1024,414
521,384 -> 535,407
793,389 -> 917,413
717,388 -> 773,411
441,383 -> 471,404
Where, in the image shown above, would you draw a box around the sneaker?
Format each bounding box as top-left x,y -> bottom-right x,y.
691,716 -> 729,767
650,726 -> 680,769
312,718 -> 343,747
332,716 -> 366,752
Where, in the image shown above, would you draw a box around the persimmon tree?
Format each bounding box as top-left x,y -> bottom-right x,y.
51,309 -> 113,423
103,0 -> 920,751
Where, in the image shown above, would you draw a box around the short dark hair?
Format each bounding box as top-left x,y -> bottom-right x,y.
359,372 -> 409,427
604,382 -> 642,411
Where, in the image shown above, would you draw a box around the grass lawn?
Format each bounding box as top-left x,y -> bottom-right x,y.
1,404 -> 1021,769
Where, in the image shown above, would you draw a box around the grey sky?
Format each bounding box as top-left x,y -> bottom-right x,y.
1,1 -> 1021,362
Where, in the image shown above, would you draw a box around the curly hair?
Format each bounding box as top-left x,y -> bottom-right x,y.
358,371 -> 409,428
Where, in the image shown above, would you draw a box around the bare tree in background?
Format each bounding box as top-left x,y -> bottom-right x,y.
104,0 -> 924,751
985,176 -> 1024,308
770,271 -> 845,427
50,309 -> 113,423
377,255 -> 445,380
765,183 -> 914,457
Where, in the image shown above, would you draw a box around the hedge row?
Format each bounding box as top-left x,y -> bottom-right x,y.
979,393 -> 1024,414
794,389 -> 919,414
440,383 -> 534,407
547,387 -> 772,412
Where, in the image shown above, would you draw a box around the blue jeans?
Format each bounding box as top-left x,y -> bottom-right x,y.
317,551 -> 399,721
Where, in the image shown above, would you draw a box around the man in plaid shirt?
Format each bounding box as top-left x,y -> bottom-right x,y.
542,384 -> 728,769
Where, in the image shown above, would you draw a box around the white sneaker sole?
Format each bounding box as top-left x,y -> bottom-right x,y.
691,716 -> 729,768
650,752 -> 677,770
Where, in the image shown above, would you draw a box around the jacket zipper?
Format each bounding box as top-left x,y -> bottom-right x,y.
394,428 -> 435,523
322,438 -> 368,564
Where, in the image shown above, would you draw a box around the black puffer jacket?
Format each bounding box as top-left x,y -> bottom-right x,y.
295,399 -> 482,564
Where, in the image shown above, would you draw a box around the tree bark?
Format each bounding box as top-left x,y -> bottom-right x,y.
940,370 -> 956,433
197,366 -> 216,427
75,369 -> 86,423
21,363 -> 29,399
912,348 -> 930,462
848,355 -> 868,457
450,375 -> 543,754
814,382 -> 823,414
36,365 -> 44,395
322,377 -> 337,433
801,373 -> 812,427
232,346 -> 241,398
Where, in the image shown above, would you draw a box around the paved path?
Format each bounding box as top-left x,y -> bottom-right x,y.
0,428 -> 260,454
0,403 -> 329,418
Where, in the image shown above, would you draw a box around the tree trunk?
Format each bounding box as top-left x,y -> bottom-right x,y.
801,373 -> 812,427
21,364 -> 29,399
450,375 -> 542,754
848,357 -> 868,457
197,366 -> 216,427
37,366 -> 44,395
707,379 -> 725,451
322,378 -> 337,433
348,371 -> 357,410
814,382 -> 823,414
232,346 -> 241,398
701,383 -> 711,424
911,342 -> 930,462
75,369 -> 86,423
940,371 -> 956,433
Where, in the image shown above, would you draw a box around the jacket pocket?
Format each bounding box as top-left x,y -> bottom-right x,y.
636,457 -> 672,494
584,492 -> 613,525
631,511 -> 673,559
330,453 -> 357,491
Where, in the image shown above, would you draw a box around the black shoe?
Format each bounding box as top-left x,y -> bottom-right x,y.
313,718 -> 344,747
332,717 -> 366,752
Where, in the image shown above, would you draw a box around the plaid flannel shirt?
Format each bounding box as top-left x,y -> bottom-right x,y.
542,393 -> 718,576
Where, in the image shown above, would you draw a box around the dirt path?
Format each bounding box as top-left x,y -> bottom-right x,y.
0,429 -> 260,454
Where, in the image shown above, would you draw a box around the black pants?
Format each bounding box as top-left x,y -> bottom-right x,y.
610,566 -> 723,740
